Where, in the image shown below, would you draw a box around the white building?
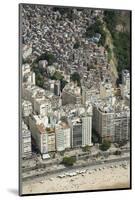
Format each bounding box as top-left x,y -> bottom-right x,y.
92,102 -> 115,142
63,126 -> 71,149
23,71 -> 35,85
46,128 -> 56,152
40,116 -> 49,126
122,70 -> 130,90
62,82 -> 81,105
22,63 -> 31,76
33,98 -> 51,116
29,114 -> 48,154
100,82 -> 114,99
22,100 -> 32,117
114,111 -> 130,142
22,63 -> 35,85
82,86 -> 99,105
47,65 -> 56,76
55,122 -> 71,151
82,115 -> 93,146
22,84 -> 45,104
120,70 -> 130,100
23,44 -> 32,60
49,80 -> 55,93
22,121 -> 32,158
55,125 -> 65,151
29,114 -> 56,154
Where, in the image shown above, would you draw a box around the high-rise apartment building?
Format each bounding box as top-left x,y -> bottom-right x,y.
82,114 -> 93,146
55,122 -> 71,151
22,121 -> 32,158
92,104 -> 115,142
71,118 -> 82,147
114,110 -> 130,142
22,100 -> 32,117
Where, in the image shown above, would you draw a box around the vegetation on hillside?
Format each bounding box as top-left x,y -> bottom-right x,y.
51,71 -> 64,80
104,11 -> 131,74
35,52 -> 56,65
85,20 -> 106,46
50,71 -> 68,91
32,62 -> 44,87
35,72 -> 44,87
70,72 -> 81,86
32,52 -> 56,87
52,7 -> 75,21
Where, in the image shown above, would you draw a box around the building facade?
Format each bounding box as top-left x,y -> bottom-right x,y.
92,105 -> 115,142
54,80 -> 61,96
22,121 -> 32,158
55,125 -> 65,151
62,91 -> 81,105
55,123 -> 71,151
114,112 -> 130,142
46,129 -> 56,152
29,114 -> 48,154
72,121 -> 82,147
82,115 -> 93,146
22,100 -> 32,117
33,99 -> 51,116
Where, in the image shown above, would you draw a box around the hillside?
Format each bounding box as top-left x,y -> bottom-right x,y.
103,10 -> 131,81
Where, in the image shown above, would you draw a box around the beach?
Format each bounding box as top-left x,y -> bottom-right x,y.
22,163 -> 130,194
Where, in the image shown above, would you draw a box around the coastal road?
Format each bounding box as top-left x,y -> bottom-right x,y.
22,148 -> 130,172
22,156 -> 130,182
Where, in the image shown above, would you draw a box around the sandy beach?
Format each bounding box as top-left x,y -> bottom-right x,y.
22,163 -> 130,194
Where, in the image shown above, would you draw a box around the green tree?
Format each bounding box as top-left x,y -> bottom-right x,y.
82,145 -> 91,152
36,52 -> 56,65
104,10 -> 118,36
99,140 -> 111,151
113,32 -> 130,73
70,72 -> 81,86
104,10 -> 130,73
85,19 -> 106,46
36,73 -> 44,87
114,150 -> 121,155
51,71 -> 64,80
62,156 -> 76,166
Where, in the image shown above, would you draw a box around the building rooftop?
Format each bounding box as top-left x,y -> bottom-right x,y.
37,123 -> 46,134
